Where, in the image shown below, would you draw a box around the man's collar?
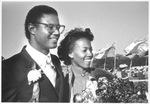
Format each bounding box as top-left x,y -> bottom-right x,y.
25,44 -> 52,67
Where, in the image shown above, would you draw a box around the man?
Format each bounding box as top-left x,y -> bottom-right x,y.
2,5 -> 69,102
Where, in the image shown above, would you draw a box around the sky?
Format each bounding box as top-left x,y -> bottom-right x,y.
2,1 -> 148,59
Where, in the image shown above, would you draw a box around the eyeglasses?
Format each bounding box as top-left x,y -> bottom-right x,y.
34,22 -> 65,34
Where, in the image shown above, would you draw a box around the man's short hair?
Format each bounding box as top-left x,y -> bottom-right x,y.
24,5 -> 58,39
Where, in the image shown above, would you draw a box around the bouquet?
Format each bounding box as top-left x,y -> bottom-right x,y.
73,77 -> 98,103
96,76 -> 148,103
73,75 -> 148,103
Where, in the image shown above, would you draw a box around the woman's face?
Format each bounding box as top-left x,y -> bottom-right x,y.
69,38 -> 93,69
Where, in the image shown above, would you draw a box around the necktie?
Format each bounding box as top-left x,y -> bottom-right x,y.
42,55 -> 56,87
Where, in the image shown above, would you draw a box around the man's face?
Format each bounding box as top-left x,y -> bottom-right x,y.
33,14 -> 60,52
70,38 -> 93,69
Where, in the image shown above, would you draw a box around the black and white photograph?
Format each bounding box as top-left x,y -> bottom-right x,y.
1,1 -> 149,103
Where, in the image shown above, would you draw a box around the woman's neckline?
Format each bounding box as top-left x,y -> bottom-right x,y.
71,65 -> 91,77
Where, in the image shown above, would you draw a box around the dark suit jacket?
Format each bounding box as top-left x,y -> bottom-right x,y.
2,46 -> 69,102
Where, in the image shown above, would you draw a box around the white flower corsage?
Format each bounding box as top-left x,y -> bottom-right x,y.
27,63 -> 42,85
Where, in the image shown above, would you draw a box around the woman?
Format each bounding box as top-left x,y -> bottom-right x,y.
58,28 -> 113,102
58,27 -> 96,102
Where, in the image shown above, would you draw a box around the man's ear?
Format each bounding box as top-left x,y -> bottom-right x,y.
28,23 -> 36,35
69,53 -> 74,58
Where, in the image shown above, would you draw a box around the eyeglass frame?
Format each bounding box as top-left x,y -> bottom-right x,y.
33,22 -> 65,34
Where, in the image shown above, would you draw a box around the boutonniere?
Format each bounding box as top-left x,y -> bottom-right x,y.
27,63 -> 42,85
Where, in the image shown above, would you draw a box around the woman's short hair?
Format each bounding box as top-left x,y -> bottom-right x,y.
58,27 -> 94,65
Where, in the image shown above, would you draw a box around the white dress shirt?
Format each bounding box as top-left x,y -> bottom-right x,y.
26,44 -> 56,87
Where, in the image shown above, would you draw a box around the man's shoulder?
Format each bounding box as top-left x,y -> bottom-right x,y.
3,52 -> 21,63
2,47 -> 28,66
2,52 -> 23,72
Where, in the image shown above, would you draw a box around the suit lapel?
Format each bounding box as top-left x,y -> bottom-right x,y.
20,46 -> 59,100
51,54 -> 64,101
20,46 -> 36,71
